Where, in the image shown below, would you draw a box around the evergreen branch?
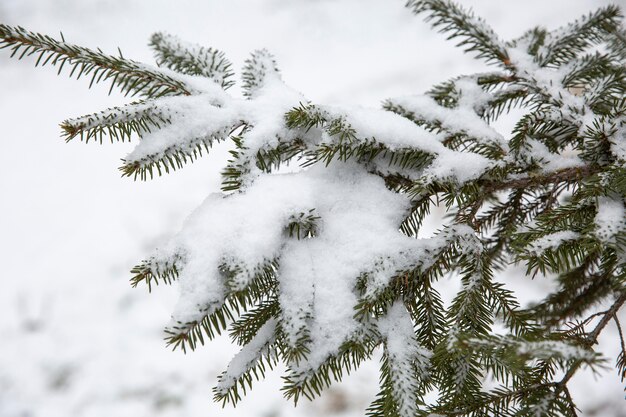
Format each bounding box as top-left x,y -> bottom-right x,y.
165,262 -> 277,353
414,285 -> 448,353
150,32 -> 235,89
538,5 -> 623,66
425,73 -> 517,108
428,383 -> 553,416
60,101 -> 171,143
230,299 -> 280,345
286,103 -> 436,170
214,319 -> 279,406
553,291 -> 626,393
255,139 -> 308,174
400,194 -> 433,238
383,96 -> 507,158
282,336 -> 378,404
220,136 -> 308,192
165,301 -> 235,353
129,257 -> 180,291
221,135 -> 247,192
561,53 -> 622,89
214,344 -> 280,406
615,315 -> 626,382
436,329 -> 604,416
607,26 -> 626,60
484,280 -> 534,336
510,27 -> 548,57
584,74 -> 626,115
448,256 -> 494,338
242,49 -> 281,98
120,122 -> 243,180
367,302 -> 433,417
355,226 -> 477,329
407,0 -> 510,66
379,171 -> 415,193
522,239 -> 594,278
368,346 -> 429,417
481,86 -> 530,122
529,261 -> 615,326
0,24 -> 192,97
120,137 -> 214,180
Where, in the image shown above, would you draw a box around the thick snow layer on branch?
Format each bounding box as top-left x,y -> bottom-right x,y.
216,318 -> 277,394
124,63 -> 305,177
323,105 -> 494,183
422,150 -> 492,183
378,302 -> 431,416
125,94 -> 242,164
156,161 -> 464,369
240,76 -> 306,153
124,56 -> 494,186
327,105 -> 445,153
388,94 -> 507,149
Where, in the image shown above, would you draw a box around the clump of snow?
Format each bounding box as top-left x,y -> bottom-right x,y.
239,76 -> 306,154
517,340 -> 595,361
215,318 -> 277,395
125,95 -> 243,164
387,94 -> 507,150
377,301 -> 431,416
357,225 -> 479,306
594,197 -> 626,245
154,159 -> 476,375
320,105 -> 494,183
327,105 -> 445,154
423,149 -> 493,183
455,77 -> 495,112
527,231 -> 580,255
522,139 -> 585,173
507,45 -> 598,132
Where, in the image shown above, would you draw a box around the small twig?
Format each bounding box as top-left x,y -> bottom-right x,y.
562,386 -> 579,417
614,314 -> 625,357
480,165 -> 599,194
555,291 -> 626,390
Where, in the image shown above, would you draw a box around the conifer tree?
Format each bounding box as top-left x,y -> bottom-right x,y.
1,1 -> 625,416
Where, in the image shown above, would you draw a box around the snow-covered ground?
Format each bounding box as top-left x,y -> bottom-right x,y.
0,1 -> 624,416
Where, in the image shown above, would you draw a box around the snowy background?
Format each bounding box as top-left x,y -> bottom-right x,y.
0,0 -> 624,416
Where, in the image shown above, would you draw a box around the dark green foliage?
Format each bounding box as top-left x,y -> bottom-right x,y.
0,24 -> 192,97
406,0 -> 510,66
536,5 -> 622,67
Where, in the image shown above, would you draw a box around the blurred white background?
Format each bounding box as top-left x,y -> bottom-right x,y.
0,1 -> 624,416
